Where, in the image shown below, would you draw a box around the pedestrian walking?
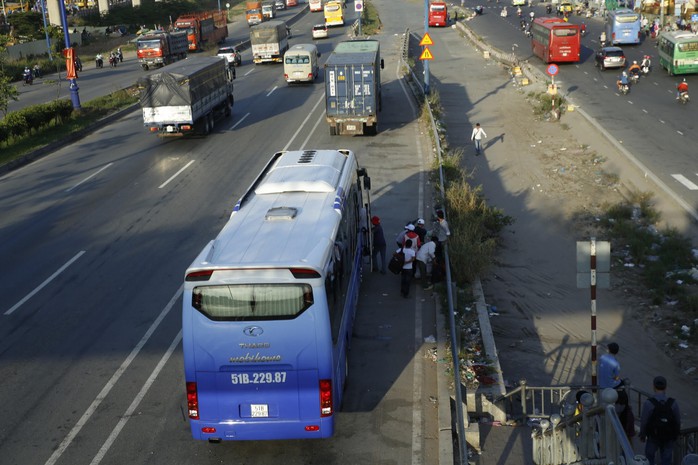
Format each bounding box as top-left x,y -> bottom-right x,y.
398,239 -> 416,297
371,216 -> 387,274
615,389 -> 636,441
471,123 -> 487,155
640,376 -> 681,465
598,342 -> 622,389
416,235 -> 438,289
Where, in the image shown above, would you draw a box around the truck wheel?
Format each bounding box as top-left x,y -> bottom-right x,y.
142,64 -> 149,71
365,124 -> 377,136
329,126 -> 337,136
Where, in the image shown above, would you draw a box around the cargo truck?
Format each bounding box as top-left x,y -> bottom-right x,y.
136,31 -> 188,70
174,11 -> 228,52
262,1 -> 276,19
324,39 -> 384,136
137,56 -> 235,137
250,20 -> 290,63
246,1 -> 264,26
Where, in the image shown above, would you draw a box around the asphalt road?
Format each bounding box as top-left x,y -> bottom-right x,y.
0,3 -> 447,465
462,1 -> 698,218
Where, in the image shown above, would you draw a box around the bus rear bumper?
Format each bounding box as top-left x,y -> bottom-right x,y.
190,418 -> 335,441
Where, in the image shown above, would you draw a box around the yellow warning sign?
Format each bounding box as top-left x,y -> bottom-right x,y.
419,33 -> 434,46
419,47 -> 434,61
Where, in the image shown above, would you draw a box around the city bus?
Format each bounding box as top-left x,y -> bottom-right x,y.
530,17 -> 581,64
324,0 -> 344,27
309,0 -> 323,12
183,149 -> 372,441
605,8 -> 641,45
657,31 -> 698,75
428,2 -> 448,27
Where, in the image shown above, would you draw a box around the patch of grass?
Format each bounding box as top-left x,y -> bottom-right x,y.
0,87 -> 139,165
360,0 -> 382,36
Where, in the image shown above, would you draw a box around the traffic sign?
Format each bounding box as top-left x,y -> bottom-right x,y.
355,0 -> 363,12
547,64 -> 559,76
419,33 -> 434,47
419,47 -> 434,61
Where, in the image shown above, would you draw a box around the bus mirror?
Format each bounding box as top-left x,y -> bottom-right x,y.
380,58 -> 384,69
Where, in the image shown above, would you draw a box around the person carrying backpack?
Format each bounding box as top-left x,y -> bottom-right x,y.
640,376 -> 681,465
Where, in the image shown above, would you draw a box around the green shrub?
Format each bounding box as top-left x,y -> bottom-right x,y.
4,112 -> 28,138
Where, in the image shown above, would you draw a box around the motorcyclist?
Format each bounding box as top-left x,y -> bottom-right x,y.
117,47 -> 123,62
677,78 -> 689,99
617,71 -> 629,92
580,22 -> 587,36
529,10 -> 535,20
520,19 -> 527,30
74,56 -> 82,72
23,66 -> 33,84
628,60 -> 642,79
517,6 -> 522,17
33,63 -> 41,78
599,31 -> 607,46
96,53 -> 103,68
546,4 -> 552,13
641,55 -> 651,72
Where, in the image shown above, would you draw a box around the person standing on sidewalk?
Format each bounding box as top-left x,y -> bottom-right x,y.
640,376 -> 681,465
416,235 -> 438,289
598,342 -> 622,389
471,123 -> 487,155
371,216 -> 387,274
398,239 -> 416,298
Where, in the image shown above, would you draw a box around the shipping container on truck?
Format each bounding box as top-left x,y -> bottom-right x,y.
324,39 -> 384,136
137,56 -> 235,137
174,11 -> 228,52
136,31 -> 188,70
246,1 -> 264,25
250,20 -> 290,63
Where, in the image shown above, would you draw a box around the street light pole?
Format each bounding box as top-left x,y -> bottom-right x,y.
423,0 -> 430,94
58,0 -> 81,110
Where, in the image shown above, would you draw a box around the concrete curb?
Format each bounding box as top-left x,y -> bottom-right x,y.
0,102 -> 140,177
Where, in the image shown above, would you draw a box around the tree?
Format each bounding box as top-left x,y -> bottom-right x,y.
0,39 -> 20,117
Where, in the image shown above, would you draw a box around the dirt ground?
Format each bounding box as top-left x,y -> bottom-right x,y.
454,61 -> 698,413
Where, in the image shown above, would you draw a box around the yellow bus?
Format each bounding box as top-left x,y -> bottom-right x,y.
324,1 -> 343,27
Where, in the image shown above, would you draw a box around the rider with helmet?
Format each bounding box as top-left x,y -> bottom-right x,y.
677,78 -> 689,99
628,60 -> 642,81
617,71 -> 629,92
641,55 -> 651,72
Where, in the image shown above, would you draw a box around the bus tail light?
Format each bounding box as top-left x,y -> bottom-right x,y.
319,379 -> 332,417
308,73 -> 313,80
202,426 -> 216,433
284,74 -> 289,79
187,382 -> 200,419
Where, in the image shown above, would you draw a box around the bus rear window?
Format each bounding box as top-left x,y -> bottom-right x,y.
553,28 -> 578,37
678,42 -> 698,52
616,14 -> 639,23
193,284 -> 313,321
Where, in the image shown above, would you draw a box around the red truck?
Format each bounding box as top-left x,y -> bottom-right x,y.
136,31 -> 188,70
174,11 -> 229,52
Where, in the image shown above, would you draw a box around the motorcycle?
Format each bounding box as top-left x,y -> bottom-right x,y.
520,19 -> 527,31
678,91 -> 690,104
500,7 -> 507,17
109,54 -> 118,67
96,56 -> 104,68
75,58 -> 83,72
475,5 -> 484,15
23,71 -> 33,86
641,64 -> 650,75
629,73 -> 639,85
546,4 -> 552,13
117,49 -> 123,62
619,84 -> 629,95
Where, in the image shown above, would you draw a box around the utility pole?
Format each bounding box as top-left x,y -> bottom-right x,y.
58,0 -> 81,111
423,0 -> 430,94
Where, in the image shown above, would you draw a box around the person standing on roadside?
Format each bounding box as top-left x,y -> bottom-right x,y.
640,376 -> 681,465
414,218 -> 428,245
402,224 -> 421,253
598,342 -> 622,389
416,235 -> 438,290
399,239 -> 416,298
371,216 -> 387,274
432,209 -> 451,258
471,123 -> 487,155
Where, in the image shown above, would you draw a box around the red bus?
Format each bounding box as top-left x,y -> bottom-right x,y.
530,17 -> 580,63
428,2 -> 448,27
286,0 -> 298,6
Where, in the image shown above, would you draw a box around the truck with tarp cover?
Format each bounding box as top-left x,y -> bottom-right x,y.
174,11 -> 228,52
136,31 -> 188,70
138,56 -> 234,137
250,20 -> 290,63
324,39 -> 384,136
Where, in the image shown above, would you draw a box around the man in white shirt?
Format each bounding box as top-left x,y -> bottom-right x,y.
399,239 -> 416,298
471,122 -> 487,156
416,235 -> 438,290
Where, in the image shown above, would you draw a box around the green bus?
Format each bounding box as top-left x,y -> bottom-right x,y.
657,31 -> 698,75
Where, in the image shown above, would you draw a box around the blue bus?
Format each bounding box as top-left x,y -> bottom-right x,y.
183,149 -> 371,441
605,9 -> 642,45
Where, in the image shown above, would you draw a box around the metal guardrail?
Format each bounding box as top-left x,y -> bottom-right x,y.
498,382 -> 697,465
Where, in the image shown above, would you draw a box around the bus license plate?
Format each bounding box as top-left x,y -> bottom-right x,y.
251,404 -> 269,417
346,124 -> 356,131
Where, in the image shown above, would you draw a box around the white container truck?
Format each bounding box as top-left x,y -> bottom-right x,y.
138,56 -> 234,137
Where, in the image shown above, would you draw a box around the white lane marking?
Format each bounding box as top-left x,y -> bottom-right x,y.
43,285 -> 183,465
244,68 -> 254,76
66,163 -> 113,192
5,251 -> 86,316
229,112 -> 250,130
266,86 -> 278,97
642,109 -> 648,113
677,130 -> 684,136
90,330 -> 183,465
672,174 -> 698,191
298,111 -> 326,149
158,160 -> 195,189
282,93 -> 325,151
